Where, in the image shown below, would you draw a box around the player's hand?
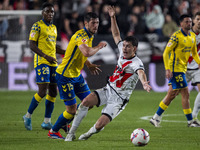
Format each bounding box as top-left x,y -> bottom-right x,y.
87,63 -> 102,75
165,69 -> 172,80
107,6 -> 115,17
98,42 -> 107,49
44,55 -> 57,64
143,81 -> 151,92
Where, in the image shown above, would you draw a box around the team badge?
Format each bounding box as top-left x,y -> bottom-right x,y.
82,39 -> 86,43
167,42 -> 172,47
30,32 -> 36,37
68,93 -> 72,97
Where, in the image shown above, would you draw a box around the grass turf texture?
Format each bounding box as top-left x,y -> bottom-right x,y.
0,90 -> 200,150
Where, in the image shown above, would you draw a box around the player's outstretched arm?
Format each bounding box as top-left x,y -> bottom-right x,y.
108,6 -> 121,45
79,42 -> 107,57
137,69 -> 151,92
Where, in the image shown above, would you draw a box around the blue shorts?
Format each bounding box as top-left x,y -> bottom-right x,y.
56,73 -> 91,106
168,72 -> 187,90
35,64 -> 57,84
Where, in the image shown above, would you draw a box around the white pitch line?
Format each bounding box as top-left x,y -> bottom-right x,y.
140,114 -> 186,123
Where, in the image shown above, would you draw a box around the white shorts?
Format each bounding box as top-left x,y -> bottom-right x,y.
94,84 -> 128,121
186,69 -> 200,86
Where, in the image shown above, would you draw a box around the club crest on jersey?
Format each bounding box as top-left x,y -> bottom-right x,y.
82,39 -> 86,43
30,32 -> 36,37
167,42 -> 172,47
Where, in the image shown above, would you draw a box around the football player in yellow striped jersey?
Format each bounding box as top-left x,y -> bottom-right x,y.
150,14 -> 200,127
48,12 -> 107,139
23,2 -> 66,131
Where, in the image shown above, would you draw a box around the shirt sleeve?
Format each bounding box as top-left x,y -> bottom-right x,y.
29,22 -> 40,41
117,41 -> 123,55
76,32 -> 88,47
191,38 -> 200,64
163,33 -> 178,70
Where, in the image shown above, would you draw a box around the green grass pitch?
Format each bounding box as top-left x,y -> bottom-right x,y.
0,90 -> 200,150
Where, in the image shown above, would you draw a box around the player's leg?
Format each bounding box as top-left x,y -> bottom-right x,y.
48,74 -> 77,139
65,75 -> 95,141
23,83 -> 48,130
78,114 -> 110,140
192,82 -> 200,124
42,66 -> 58,129
180,87 -> 200,127
65,92 -> 99,141
23,64 -> 50,130
48,103 -> 77,139
180,87 -> 195,126
79,93 -> 125,140
150,85 -> 178,127
41,83 -> 57,130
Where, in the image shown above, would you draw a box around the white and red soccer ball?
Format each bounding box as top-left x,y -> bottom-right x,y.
130,128 -> 150,146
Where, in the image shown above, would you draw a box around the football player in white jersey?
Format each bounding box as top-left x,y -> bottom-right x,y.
186,12 -> 200,125
65,6 -> 151,141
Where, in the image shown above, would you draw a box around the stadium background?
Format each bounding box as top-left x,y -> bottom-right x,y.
0,0 -> 199,92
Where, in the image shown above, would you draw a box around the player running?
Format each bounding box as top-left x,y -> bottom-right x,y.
48,12 -> 107,139
150,14 -> 200,127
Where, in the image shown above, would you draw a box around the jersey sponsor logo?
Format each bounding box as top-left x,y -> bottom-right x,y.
30,32 -> 36,38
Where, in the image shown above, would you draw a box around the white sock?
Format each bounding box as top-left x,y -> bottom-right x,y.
88,124 -> 98,134
153,113 -> 162,121
188,120 -> 193,124
44,118 -> 51,123
87,124 -> 104,135
25,112 -> 31,118
69,104 -> 89,134
192,92 -> 200,119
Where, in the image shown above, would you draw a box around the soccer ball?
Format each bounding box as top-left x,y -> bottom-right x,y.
130,128 -> 150,146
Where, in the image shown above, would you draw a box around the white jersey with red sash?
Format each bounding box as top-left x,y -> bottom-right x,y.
187,31 -> 200,70
109,41 -> 144,99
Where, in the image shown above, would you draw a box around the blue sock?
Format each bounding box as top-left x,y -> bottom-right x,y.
186,114 -> 193,121
52,113 -> 68,132
28,97 -> 39,114
156,107 -> 165,116
45,100 -> 54,118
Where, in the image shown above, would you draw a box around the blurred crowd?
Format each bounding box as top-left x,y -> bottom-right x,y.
1,0 -> 200,41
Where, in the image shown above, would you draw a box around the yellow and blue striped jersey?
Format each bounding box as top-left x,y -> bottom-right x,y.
56,27 -> 94,78
163,29 -> 200,73
29,19 -> 57,68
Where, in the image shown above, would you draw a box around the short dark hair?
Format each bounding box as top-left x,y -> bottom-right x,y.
194,12 -> 200,18
179,14 -> 191,23
84,12 -> 98,22
42,2 -> 54,10
124,36 -> 138,47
